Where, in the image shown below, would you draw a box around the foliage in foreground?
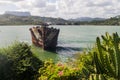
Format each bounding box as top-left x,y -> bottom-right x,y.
38,60 -> 82,80
38,32 -> 120,80
90,32 -> 120,79
0,42 -> 43,80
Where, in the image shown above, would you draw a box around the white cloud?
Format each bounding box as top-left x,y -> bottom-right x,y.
0,1 -> 20,13
0,0 -> 25,2
0,0 -> 120,19
30,0 -> 47,8
46,4 -> 56,12
55,0 -> 120,18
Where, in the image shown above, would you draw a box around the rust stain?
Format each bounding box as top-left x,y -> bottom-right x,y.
29,25 -> 60,51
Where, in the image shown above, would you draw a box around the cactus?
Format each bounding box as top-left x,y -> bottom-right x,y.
92,32 -> 120,79
89,74 -> 107,80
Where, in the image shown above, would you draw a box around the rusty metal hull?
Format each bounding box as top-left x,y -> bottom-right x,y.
29,26 -> 60,51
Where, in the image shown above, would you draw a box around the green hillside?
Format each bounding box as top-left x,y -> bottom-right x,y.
1,14 -> 120,25
0,14 -> 68,25
74,16 -> 120,25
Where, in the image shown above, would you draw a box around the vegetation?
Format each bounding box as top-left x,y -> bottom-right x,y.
38,60 -> 82,80
0,32 -> 120,80
70,16 -> 120,25
0,14 -> 68,25
0,42 -> 43,80
77,17 -> 120,25
91,32 -> 120,79
38,32 -> 120,80
1,14 -> 120,25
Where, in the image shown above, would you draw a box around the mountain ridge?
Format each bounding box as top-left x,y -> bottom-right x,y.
0,11 -> 120,25
4,11 -> 31,16
69,17 -> 106,22
0,14 -> 68,25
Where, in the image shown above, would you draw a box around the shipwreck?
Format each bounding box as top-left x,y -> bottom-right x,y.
29,25 -> 60,51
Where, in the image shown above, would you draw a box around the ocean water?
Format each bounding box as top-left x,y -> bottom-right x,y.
0,25 -> 120,62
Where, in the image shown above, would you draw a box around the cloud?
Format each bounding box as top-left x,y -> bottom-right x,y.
55,0 -> 120,18
86,0 -> 115,7
0,0 -> 25,2
0,0 -> 120,19
48,0 -> 56,3
16,0 -> 47,9
0,1 -> 19,13
30,0 -> 47,8
13,0 -> 57,18
46,4 -> 56,12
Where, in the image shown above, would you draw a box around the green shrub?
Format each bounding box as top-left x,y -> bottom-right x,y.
37,32 -> 120,80
89,32 -> 120,79
74,32 -> 120,80
0,42 -> 43,80
38,60 -> 82,80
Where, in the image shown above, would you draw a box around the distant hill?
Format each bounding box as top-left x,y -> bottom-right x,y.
77,16 -> 120,25
4,11 -> 31,16
0,14 -> 68,25
1,11 -> 120,25
69,17 -> 105,22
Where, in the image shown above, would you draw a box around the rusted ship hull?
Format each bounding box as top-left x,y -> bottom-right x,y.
29,26 -> 60,51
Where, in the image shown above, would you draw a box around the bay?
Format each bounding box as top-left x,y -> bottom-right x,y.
0,25 -> 120,62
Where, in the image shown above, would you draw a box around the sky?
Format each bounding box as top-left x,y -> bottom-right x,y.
0,0 -> 120,19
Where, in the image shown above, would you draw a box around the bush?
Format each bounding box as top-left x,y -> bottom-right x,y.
74,32 -> 120,80
88,32 -> 120,79
0,42 -> 43,80
37,32 -> 120,80
38,60 -> 82,80
75,52 -> 95,79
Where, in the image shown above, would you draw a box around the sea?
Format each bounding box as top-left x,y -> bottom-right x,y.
0,25 -> 120,62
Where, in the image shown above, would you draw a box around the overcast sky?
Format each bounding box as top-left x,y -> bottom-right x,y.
0,0 -> 120,19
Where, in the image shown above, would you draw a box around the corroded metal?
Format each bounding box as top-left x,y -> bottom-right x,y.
29,25 -> 60,51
